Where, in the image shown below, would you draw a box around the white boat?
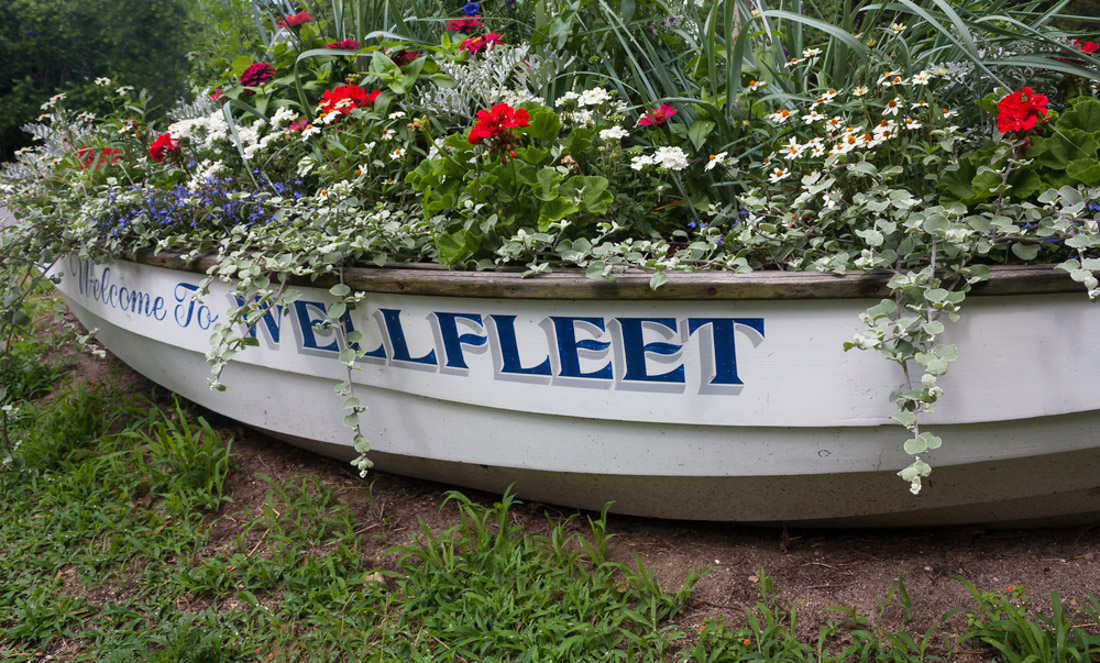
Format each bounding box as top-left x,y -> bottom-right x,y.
50,252 -> 1100,526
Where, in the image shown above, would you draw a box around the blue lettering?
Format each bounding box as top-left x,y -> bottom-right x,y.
293,301 -> 339,352
617,317 -> 684,383
550,316 -> 612,380
380,308 -> 436,365
435,312 -> 487,369
233,296 -> 283,344
490,315 -> 552,376
687,317 -> 765,385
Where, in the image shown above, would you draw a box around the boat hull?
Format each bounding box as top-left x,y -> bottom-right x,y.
51,255 -> 1100,526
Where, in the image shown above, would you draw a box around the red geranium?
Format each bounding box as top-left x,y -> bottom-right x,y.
327,38 -> 360,50
77,146 -> 97,168
468,103 -> 529,145
278,11 -> 313,28
240,62 -> 276,87
1072,38 -> 1099,54
996,87 -> 1050,133
447,16 -> 483,33
318,84 -> 381,117
638,104 -> 678,126
459,33 -> 503,55
149,133 -> 179,162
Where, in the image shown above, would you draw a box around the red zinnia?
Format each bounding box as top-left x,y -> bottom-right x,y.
459,33 -> 503,55
468,103 -> 529,145
240,62 -> 276,87
318,84 -> 381,117
149,133 -> 179,162
277,11 -> 313,28
391,48 -> 418,67
638,104 -> 678,126
996,87 -> 1050,133
327,38 -> 360,50
447,16 -> 483,33
78,146 -> 97,168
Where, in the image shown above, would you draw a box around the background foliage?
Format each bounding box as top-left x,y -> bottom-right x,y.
0,0 -> 191,161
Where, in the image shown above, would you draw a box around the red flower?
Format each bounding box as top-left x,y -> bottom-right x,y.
639,104 -> 678,126
468,103 -> 529,145
209,88 -> 224,102
459,33 -> 503,54
149,133 -> 179,162
277,11 -> 313,28
77,146 -> 97,168
318,84 -> 381,117
996,87 -> 1050,133
327,38 -> 360,50
1072,38 -> 1099,54
447,16 -> 483,33
240,62 -> 276,87
391,48 -> 419,67
288,119 -> 310,132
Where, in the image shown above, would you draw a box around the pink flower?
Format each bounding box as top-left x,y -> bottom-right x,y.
209,88 -> 224,102
447,16 -> 483,33
639,104 -> 678,126
459,33 -> 503,55
327,38 -> 360,50
277,11 -> 313,28
288,119 -> 310,132
240,62 -> 275,87
149,133 -> 178,162
996,87 -> 1049,133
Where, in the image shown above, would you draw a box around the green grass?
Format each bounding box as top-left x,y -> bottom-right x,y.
3,298 -> 1100,661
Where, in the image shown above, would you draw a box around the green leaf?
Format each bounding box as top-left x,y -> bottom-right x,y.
537,197 -> 580,231
687,120 -> 715,150
1056,97 -> 1100,133
329,284 -> 351,297
534,168 -> 563,201
649,271 -> 668,290
1067,158 -> 1100,185
891,411 -> 918,428
561,176 -> 612,214
526,108 -> 562,142
338,348 -> 356,365
1011,242 -> 1040,260
436,228 -> 482,265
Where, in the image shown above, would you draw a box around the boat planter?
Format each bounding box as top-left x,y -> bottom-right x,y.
50,251 -> 1100,527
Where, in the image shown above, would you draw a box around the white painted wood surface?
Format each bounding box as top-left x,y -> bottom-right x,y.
50,256 -> 1100,526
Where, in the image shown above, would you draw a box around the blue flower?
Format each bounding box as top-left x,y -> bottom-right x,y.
463,1 -> 480,15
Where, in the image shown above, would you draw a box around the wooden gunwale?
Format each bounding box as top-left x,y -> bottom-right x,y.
134,249 -> 1087,301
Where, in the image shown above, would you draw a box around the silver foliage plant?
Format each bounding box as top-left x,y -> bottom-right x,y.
409,43 -> 574,122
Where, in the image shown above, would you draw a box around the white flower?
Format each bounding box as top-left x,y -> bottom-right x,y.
271,106 -> 299,128
704,152 -> 728,171
599,126 -> 629,141
750,7 -> 760,16
301,124 -> 321,140
903,116 -> 922,130
911,70 -> 932,85
78,111 -> 96,122
768,167 -> 791,183
747,80 -> 767,92
802,110 -> 825,124
890,22 -> 906,33
391,147 -> 406,160
652,146 -> 690,170
389,111 -> 407,120
912,99 -> 929,108
577,87 -> 612,106
883,98 -> 901,116
116,86 -> 134,96
297,156 -> 317,176
809,141 -> 826,158
825,116 -> 844,132
362,141 -> 377,153
555,91 -> 580,107
781,137 -> 806,160
630,155 -> 654,171
767,109 -> 794,124
39,93 -> 65,111
381,129 -> 396,140
94,77 -> 112,86
852,86 -> 870,97
802,48 -> 822,58
940,108 -> 958,119
878,71 -> 907,87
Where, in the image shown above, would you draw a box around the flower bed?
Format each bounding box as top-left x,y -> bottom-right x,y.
3,0 -> 1099,506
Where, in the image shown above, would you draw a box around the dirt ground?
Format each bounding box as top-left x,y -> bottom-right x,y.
72,347 -> 1100,658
